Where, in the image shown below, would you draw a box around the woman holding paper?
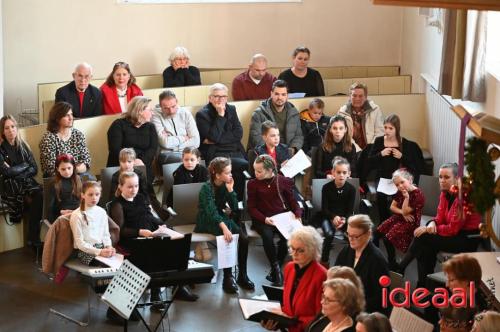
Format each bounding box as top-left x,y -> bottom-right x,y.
367,114 -> 425,223
247,154 -> 302,286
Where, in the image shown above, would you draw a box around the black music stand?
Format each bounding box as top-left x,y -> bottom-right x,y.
124,234 -> 192,332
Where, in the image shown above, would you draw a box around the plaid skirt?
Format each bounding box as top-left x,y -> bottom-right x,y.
77,243 -> 104,265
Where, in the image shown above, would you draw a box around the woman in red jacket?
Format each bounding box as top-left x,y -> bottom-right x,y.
262,226 -> 327,332
100,61 -> 143,115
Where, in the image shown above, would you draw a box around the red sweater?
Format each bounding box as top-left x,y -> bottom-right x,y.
100,83 -> 143,115
231,71 -> 276,101
282,261 -> 327,332
435,191 -> 481,236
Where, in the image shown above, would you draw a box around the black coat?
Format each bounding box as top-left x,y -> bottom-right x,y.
300,115 -> 330,155
162,66 -> 201,87
55,81 -> 102,118
253,143 -> 291,170
315,142 -> 358,178
335,241 -> 390,314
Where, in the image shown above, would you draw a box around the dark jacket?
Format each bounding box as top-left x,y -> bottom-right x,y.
300,110 -> 330,155
306,314 -> 355,332
195,103 -> 245,162
315,142 -> 358,178
278,68 -> 325,97
55,81 -> 102,118
251,143 -> 291,174
248,98 -> 303,151
320,180 -> 356,222
162,66 -> 201,87
110,167 -> 149,205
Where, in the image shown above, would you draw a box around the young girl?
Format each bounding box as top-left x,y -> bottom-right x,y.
253,121 -> 291,174
69,181 -> 115,265
374,168 -> 424,269
316,157 -> 356,267
195,157 -> 254,293
166,147 -> 208,207
315,115 -> 357,179
48,154 -> 82,223
110,148 -> 149,203
247,154 -> 302,286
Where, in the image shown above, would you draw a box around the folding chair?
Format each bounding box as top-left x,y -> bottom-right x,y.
161,160 -> 206,208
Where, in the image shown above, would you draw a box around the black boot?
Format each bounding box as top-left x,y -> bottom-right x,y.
237,270 -> 255,290
222,268 -> 238,294
174,285 -> 199,301
268,262 -> 283,287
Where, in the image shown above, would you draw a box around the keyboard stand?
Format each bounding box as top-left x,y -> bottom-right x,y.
49,284 -> 92,327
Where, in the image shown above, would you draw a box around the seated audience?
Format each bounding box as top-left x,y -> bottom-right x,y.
0,115 -> 42,244
439,306 -> 475,332
300,98 -> 330,155
55,62 -> 102,118
195,157 -> 254,293
315,115 -> 357,179
337,83 -> 384,150
107,96 -> 158,193
152,90 -> 200,165
248,80 -> 303,152
39,102 -> 91,178
196,83 -> 248,199
472,311 -> 500,332
355,312 -> 392,332
110,148 -> 149,205
165,147 -> 208,207
247,154 -> 302,286
373,168 -> 424,270
278,46 -> 325,97
101,61 -> 143,115
262,226 -> 326,332
335,215 -> 389,314
368,114 -> 425,223
397,164 -> 482,285
48,154 -> 82,223
162,46 -> 201,88
232,54 -> 276,101
314,157 -> 356,267
307,278 -> 365,332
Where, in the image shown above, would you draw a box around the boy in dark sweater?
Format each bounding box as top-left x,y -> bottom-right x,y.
300,98 -> 330,155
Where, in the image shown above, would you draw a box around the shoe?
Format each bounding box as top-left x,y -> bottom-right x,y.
268,263 -> 283,287
150,289 -> 165,312
237,273 -> 255,290
174,285 -> 199,301
222,276 -> 238,294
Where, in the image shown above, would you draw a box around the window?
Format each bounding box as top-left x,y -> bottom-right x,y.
486,11 -> 500,78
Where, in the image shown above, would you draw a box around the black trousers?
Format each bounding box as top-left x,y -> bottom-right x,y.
224,223 -> 249,276
320,219 -> 347,263
251,221 -> 287,267
376,192 -> 393,225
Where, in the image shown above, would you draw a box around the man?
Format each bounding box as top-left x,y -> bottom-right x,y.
55,63 -> 102,118
247,80 -> 303,152
151,90 -> 200,165
337,82 -> 384,149
232,54 -> 276,101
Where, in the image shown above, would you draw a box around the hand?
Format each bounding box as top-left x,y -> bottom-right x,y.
403,214 -> 415,223
264,217 -> 275,226
225,177 -> 234,192
381,148 -> 393,156
426,223 -> 437,234
392,148 -> 402,159
326,174 -> 334,180
401,189 -> 409,199
139,229 -> 154,237
260,320 -> 279,331
161,130 -> 171,137
203,138 -> 215,144
60,209 -> 73,215
295,216 -> 302,224
172,61 -> 182,71
222,227 -> 233,243
75,163 -> 87,174
281,159 -> 288,166
134,159 -> 145,166
99,247 -> 115,258
414,226 -> 427,237
215,105 -> 225,117
333,216 -> 346,229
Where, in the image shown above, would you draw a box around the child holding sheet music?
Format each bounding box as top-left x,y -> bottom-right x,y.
247,154 -> 302,287
69,181 -> 115,265
195,157 -> 255,294
253,121 -> 291,172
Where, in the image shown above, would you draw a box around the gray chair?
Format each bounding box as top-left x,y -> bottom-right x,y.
37,177 -> 55,265
418,175 -> 440,226
161,161 -> 206,207
99,165 -> 147,207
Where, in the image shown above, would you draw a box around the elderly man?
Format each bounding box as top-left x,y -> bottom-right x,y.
247,80 -> 303,152
152,90 -> 200,165
232,54 -> 276,101
55,63 -> 102,118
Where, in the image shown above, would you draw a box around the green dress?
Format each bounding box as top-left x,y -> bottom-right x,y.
194,182 -> 240,236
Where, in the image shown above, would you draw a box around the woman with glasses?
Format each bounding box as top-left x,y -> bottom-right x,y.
162,46 -> 201,88
262,226 -> 327,332
101,61 -> 143,115
335,215 -> 389,314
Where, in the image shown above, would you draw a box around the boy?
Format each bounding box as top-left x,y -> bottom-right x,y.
300,98 -> 330,155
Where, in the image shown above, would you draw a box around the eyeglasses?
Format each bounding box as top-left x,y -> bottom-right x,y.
344,231 -> 367,240
288,246 -> 306,255
211,95 -> 228,100
321,294 -> 339,304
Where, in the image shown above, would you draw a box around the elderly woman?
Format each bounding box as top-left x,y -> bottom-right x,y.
307,278 -> 365,332
162,46 -> 201,88
355,312 -> 392,332
335,215 -> 389,314
0,115 -> 42,244
439,307 -> 475,332
101,61 -> 143,115
107,96 -> 158,193
278,46 -> 325,97
472,311 -> 500,332
263,226 -> 327,332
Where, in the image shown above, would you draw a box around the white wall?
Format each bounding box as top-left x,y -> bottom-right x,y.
0,0 -> 3,117
2,0 -> 403,117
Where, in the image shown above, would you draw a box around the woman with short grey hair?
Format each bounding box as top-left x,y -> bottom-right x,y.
162,46 -> 201,88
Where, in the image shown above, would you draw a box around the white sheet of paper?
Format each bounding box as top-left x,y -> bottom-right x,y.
239,298 -> 281,319
216,234 -> 239,269
288,92 -> 306,99
280,149 -> 311,178
95,253 -> 124,270
377,178 -> 398,195
272,211 -> 303,240
152,225 -> 185,239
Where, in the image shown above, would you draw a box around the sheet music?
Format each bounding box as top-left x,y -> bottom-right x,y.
377,178 -> 398,195
239,298 -> 281,319
272,211 -> 303,240
280,149 -> 311,178
95,253 -> 124,270
152,225 -> 185,239
390,307 -> 433,332
287,92 -> 306,99
216,234 -> 239,269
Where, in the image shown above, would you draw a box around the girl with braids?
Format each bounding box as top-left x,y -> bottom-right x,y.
195,157 -> 254,294
69,181 -> 115,265
247,154 -> 302,286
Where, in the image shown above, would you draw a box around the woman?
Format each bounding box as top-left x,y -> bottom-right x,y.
334,215 -> 389,314
355,312 -> 392,332
107,96 -> 158,193
162,46 -> 201,87
307,278 -> 365,332
101,61 -> 143,115
472,311 -> 500,332
439,306 -> 475,332
278,46 -> 325,97
0,115 -> 42,245
262,226 -> 327,332
367,113 -> 425,223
